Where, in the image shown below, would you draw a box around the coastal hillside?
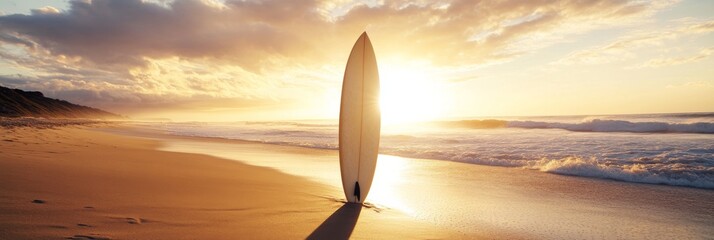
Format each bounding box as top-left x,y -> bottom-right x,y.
0,86 -> 122,119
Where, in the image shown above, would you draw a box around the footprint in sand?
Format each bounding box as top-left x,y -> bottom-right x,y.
32,199 -> 46,204
108,216 -> 147,225
66,234 -> 111,240
126,217 -> 144,224
77,223 -> 92,227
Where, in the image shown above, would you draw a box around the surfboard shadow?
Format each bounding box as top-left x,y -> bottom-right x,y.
306,203 -> 362,240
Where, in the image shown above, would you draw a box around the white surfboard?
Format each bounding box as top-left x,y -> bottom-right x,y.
339,32 -> 381,203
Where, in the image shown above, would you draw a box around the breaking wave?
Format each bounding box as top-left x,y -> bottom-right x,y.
527,157 -> 714,189
507,119 -> 714,133
155,113 -> 714,189
439,119 -> 714,134
376,148 -> 714,189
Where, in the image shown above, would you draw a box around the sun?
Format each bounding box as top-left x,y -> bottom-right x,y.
379,63 -> 448,124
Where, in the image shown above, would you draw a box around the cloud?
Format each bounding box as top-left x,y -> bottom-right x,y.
0,33 -> 35,48
665,80 -> 714,89
0,0 -> 322,71
554,19 -> 714,65
0,73 -> 278,115
0,0 -> 673,69
0,74 -> 33,85
636,47 -> 714,68
30,6 -> 61,15
0,0 -> 679,116
332,0 -> 671,68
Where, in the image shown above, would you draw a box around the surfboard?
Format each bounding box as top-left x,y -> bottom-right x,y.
339,32 -> 381,203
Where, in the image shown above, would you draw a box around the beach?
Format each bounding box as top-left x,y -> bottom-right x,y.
2,0 -> 713,239
0,124 -> 456,239
1,123 -> 713,239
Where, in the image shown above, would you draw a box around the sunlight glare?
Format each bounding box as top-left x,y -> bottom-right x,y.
379,63 -> 447,124
368,154 -> 415,216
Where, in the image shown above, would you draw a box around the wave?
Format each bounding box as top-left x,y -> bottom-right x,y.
379,146 -> 714,189
379,147 -> 714,189
434,119 -> 508,129
508,119 -> 714,133
439,119 -> 714,133
245,121 -> 337,127
156,118 -> 714,190
527,157 -> 714,189
163,132 -> 714,189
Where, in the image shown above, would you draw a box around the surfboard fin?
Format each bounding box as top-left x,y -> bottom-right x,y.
354,181 -> 361,202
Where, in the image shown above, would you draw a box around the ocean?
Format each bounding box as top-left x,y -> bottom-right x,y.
147,112 -> 714,189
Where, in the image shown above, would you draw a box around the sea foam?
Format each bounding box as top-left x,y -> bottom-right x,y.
152,113 -> 714,189
528,157 -> 714,189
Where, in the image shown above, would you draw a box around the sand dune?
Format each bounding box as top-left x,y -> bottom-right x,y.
0,86 -> 121,119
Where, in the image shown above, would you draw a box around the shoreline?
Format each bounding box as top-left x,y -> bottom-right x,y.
114,122 -> 714,191
0,124 -> 460,239
2,123 -> 713,239
113,124 -> 714,239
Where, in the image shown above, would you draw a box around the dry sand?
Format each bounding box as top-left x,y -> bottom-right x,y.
0,125 -> 457,239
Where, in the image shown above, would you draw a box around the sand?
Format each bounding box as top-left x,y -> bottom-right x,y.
2,124 -> 713,239
149,128 -> 714,239
0,125 -> 457,239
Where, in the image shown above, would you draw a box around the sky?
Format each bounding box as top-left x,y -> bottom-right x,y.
0,0 -> 712,122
